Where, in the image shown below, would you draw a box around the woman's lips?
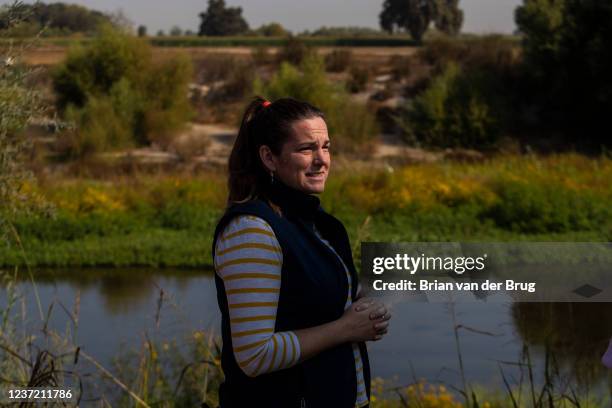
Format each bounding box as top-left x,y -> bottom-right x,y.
306,172 -> 326,179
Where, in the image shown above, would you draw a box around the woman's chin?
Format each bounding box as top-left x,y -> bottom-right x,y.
303,180 -> 326,194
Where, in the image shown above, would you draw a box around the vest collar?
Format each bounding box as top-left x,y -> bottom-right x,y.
266,179 -> 321,220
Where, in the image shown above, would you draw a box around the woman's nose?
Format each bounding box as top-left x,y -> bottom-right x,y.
313,147 -> 328,166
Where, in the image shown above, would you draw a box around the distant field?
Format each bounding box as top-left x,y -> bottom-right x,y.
18,44 -> 419,66
1,35 -> 416,47
3,34 -> 522,65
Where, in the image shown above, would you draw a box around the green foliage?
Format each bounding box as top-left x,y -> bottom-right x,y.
2,155 -> 611,267
420,34 -> 519,71
346,65 -> 370,93
398,63 -> 500,148
255,22 -> 288,37
389,54 -> 413,81
306,26 -> 387,37
0,2 -> 49,238
380,0 -> 464,41
434,0 -> 464,36
198,0 -> 249,36
515,0 -> 612,147
170,26 -> 183,36
0,1 -> 113,36
53,26 -> 193,157
324,49 -> 353,72
63,35 -> 412,48
485,180 -> 610,233
254,54 -> 378,153
111,331 -> 222,407
276,36 -> 313,66
53,25 -> 151,109
515,0 -> 565,77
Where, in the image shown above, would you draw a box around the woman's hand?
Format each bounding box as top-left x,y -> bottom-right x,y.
339,297 -> 392,342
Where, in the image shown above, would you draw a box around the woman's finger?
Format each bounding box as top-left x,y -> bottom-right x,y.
354,298 -> 381,312
379,311 -> 392,321
374,321 -> 389,331
369,306 -> 387,320
353,302 -> 371,312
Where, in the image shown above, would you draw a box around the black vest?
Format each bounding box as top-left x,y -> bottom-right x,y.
212,181 -> 371,408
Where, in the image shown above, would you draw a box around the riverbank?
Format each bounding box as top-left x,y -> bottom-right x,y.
2,154 -> 611,268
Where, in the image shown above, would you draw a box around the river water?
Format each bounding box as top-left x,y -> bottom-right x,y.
3,268 -> 611,400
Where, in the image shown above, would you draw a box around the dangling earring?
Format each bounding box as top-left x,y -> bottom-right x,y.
270,171 -> 275,184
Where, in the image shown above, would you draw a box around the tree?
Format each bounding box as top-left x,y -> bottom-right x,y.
137,24 -> 147,37
379,0 -> 464,41
170,25 -> 182,36
198,0 -> 249,36
434,0 -> 464,36
515,0 -> 612,147
0,1 -> 113,36
515,0 -> 565,80
256,22 -> 288,37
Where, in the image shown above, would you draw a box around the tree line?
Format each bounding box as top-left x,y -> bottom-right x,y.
0,2 -> 113,36
197,0 -> 464,40
1,0 -> 465,40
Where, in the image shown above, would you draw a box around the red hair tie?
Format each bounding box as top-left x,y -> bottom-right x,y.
262,101 -> 271,108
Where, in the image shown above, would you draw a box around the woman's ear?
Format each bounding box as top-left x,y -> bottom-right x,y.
259,145 -> 276,173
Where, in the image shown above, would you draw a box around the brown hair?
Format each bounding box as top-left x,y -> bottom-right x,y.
227,96 -> 324,205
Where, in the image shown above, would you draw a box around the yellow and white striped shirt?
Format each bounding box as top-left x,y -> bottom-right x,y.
214,215 -> 369,407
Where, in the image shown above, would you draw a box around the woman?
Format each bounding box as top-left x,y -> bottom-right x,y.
212,97 -> 391,408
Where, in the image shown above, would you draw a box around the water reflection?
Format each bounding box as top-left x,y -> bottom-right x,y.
23,268 -> 207,315
2,269 -> 610,393
512,302 -> 612,386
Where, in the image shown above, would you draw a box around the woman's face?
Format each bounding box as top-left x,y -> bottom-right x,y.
261,116 -> 331,194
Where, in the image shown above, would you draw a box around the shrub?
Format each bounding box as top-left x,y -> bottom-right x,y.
420,35 -> 466,67
53,25 -> 151,109
254,55 -> 378,153
206,59 -> 255,104
1,3 -> 50,235
346,64 -> 370,93
420,34 -> 519,72
52,25 -> 193,157
142,55 -> 193,147
276,36 -> 313,66
195,55 -> 238,84
255,22 -> 288,37
484,180 -> 609,233
397,62 -> 500,148
251,45 -> 272,66
389,54 -> 412,81
63,91 -> 134,158
324,49 -> 353,72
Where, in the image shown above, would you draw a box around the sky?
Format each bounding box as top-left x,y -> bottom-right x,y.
9,0 -> 523,34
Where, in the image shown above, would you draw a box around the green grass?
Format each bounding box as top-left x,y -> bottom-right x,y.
2,155 -> 611,268
0,36 -> 417,48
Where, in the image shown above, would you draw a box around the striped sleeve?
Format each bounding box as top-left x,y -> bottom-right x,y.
214,215 -> 301,377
